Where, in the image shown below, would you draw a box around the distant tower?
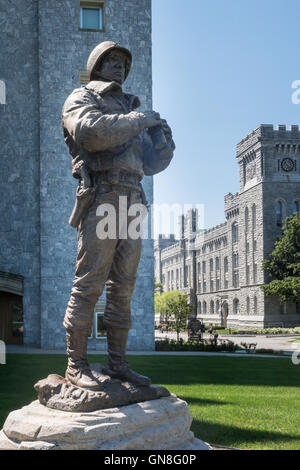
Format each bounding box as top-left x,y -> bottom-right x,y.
0,0 -> 154,350
236,124 -> 300,322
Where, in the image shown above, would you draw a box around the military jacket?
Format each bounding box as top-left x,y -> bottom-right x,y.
62,80 -> 174,180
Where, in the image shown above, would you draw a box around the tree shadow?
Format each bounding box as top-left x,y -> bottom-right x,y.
178,396 -> 232,407
133,355 -> 300,388
191,418 -> 300,449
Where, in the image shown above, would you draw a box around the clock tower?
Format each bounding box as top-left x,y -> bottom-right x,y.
236,124 -> 300,320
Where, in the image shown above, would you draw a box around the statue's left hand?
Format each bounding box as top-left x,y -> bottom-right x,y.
161,119 -> 173,141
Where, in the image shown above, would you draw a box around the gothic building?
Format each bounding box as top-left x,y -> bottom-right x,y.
0,0 -> 154,349
155,125 -> 300,328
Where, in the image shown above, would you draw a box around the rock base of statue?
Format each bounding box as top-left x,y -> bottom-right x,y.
0,363 -> 211,450
33,363 -> 170,412
0,395 -> 211,450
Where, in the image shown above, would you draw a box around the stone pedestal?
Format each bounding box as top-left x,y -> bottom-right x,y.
0,395 -> 211,450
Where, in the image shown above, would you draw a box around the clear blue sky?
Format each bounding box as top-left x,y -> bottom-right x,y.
152,0 -> 300,234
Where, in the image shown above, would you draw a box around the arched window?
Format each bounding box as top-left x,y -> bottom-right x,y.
210,300 -> 214,314
224,257 -> 228,272
232,222 -> 238,244
233,298 -> 239,314
254,296 -> 257,314
245,207 -> 249,232
203,301 -> 207,314
293,200 -> 300,214
216,300 -> 220,313
276,201 -> 283,226
198,301 -> 201,315
246,296 -> 250,314
252,204 -> 256,230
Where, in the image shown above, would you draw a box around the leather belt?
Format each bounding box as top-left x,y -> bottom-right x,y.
93,169 -> 148,206
94,169 -> 142,188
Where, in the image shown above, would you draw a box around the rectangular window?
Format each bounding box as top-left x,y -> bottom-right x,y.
216,278 -> 220,291
80,2 -> 105,31
224,272 -> 229,289
79,70 -> 89,86
253,264 -> 257,283
246,265 -> 250,284
185,266 -> 189,286
96,312 -> 107,339
233,253 -> 239,269
90,299 -> 106,339
233,270 -> 239,288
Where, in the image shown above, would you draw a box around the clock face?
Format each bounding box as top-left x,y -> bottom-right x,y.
281,158 -> 295,172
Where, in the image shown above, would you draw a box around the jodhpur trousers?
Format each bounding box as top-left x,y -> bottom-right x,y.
63,187 -> 143,334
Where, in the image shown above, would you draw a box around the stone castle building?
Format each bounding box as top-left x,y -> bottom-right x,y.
155,125 -> 300,328
0,0 -> 155,349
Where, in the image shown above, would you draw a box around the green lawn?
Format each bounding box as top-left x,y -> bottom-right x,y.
1,354 -> 300,450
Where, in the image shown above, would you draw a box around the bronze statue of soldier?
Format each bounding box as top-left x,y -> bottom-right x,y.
62,41 -> 175,391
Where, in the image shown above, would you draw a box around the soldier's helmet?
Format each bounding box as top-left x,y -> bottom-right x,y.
87,41 -> 132,81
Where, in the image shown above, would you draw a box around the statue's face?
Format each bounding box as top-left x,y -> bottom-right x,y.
95,51 -> 128,84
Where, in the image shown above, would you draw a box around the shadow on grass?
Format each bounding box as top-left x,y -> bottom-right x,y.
126,355 -> 300,388
177,396 -> 232,407
191,418 -> 300,449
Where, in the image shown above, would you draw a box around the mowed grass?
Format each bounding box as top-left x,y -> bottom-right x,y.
0,354 -> 300,450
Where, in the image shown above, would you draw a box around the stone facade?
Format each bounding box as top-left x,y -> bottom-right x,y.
155,125 -> 300,328
0,0 -> 154,350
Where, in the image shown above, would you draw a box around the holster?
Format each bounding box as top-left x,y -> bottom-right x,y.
69,185 -> 96,229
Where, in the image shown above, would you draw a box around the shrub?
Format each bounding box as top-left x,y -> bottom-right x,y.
256,348 -> 275,355
222,327 -> 300,335
155,338 -> 241,353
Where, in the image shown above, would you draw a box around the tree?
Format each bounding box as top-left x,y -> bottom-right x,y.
164,291 -> 194,341
154,290 -> 175,324
154,276 -> 163,294
261,213 -> 300,303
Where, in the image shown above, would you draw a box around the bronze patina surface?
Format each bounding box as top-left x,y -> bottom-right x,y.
34,364 -> 170,412
56,41 -> 175,398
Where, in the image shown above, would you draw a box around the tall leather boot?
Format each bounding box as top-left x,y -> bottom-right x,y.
103,326 -> 151,386
65,329 -> 101,391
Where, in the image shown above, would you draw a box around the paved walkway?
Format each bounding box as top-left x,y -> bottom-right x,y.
4,331 -> 300,359
5,344 -> 292,359
156,331 -> 300,353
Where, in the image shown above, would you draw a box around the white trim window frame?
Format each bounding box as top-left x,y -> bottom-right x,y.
95,311 -> 107,339
80,5 -> 103,30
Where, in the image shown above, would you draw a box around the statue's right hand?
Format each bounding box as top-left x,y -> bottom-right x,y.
141,111 -> 162,129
